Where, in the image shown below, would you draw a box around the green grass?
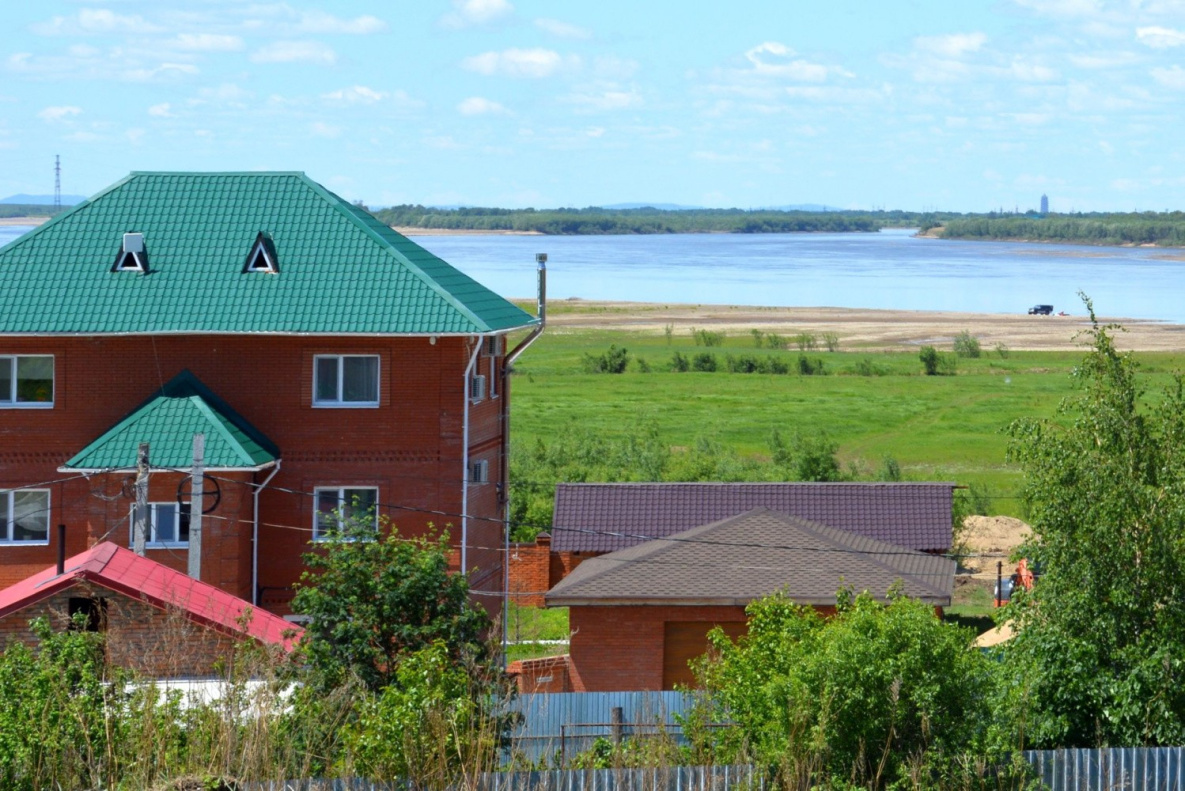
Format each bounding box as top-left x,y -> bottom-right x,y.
509,328 -> 1185,519
505,603 -> 569,663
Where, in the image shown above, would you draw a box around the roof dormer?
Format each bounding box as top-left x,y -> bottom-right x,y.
243,232 -> 279,274
112,233 -> 147,273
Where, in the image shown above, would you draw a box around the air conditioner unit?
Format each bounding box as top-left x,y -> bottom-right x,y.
484,336 -> 502,356
469,374 -> 486,401
469,459 -> 489,483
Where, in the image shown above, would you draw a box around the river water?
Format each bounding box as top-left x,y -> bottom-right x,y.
5,224 -> 1182,322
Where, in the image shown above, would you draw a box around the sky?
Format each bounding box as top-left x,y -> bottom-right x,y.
2,0 -> 1185,212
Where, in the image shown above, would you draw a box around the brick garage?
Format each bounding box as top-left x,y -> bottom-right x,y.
0,542 -> 298,677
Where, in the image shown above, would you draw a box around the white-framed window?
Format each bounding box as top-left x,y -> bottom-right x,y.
1,489 -> 50,544
0,355 -> 54,408
314,487 -> 378,541
469,459 -> 489,484
469,374 -> 487,402
128,502 -> 190,548
313,355 -> 379,407
485,336 -> 500,399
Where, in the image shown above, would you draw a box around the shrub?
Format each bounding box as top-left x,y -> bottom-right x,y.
822,331 -> 840,352
663,324 -> 673,345
764,355 -> 790,375
794,332 -> 817,351
691,352 -> 717,372
633,357 -> 651,373
669,351 -> 690,372
764,332 -> 786,350
877,454 -> 902,482
919,345 -> 956,375
953,330 -> 982,358
770,429 -> 844,482
725,354 -> 760,373
692,328 -> 725,347
995,342 -> 1010,359
853,357 -> 886,376
797,354 -> 825,376
581,345 -> 630,374
750,329 -> 765,348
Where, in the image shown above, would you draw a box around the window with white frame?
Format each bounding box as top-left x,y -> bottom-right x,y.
128,502 -> 190,547
2,489 -> 49,544
0,355 -> 54,408
313,355 -> 379,407
314,487 -> 378,540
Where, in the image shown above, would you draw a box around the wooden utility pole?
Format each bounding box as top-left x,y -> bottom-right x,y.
133,442 -> 149,556
188,433 -> 204,580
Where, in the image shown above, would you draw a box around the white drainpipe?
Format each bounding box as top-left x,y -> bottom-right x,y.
252,460 -> 282,606
461,337 -> 483,575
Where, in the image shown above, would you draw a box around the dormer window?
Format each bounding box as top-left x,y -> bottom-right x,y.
243,232 -> 279,274
113,233 -> 146,272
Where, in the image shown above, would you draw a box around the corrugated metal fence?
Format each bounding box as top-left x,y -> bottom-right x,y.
1025,748 -> 1185,791
507,692 -> 697,762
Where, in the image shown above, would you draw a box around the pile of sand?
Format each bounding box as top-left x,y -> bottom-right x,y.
960,515 -> 1031,577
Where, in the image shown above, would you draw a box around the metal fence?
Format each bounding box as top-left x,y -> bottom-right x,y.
507,692 -> 698,762
1025,748 -> 1185,791
248,765 -> 761,791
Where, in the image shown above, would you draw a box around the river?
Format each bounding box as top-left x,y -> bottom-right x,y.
4,225 -> 1182,322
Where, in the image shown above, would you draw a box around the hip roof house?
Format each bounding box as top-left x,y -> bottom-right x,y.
0,171 -> 541,619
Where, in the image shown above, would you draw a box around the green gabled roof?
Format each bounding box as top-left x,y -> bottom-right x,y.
63,371 -> 278,471
0,172 -> 538,335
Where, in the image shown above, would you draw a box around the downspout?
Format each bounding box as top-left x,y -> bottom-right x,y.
500,254 -> 546,663
252,460 -> 282,606
461,337 -> 483,576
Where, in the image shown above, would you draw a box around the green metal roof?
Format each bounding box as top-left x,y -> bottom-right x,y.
63,371 -> 279,471
1,172 -> 538,335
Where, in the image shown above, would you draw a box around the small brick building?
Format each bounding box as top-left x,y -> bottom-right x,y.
532,508 -> 955,692
0,542 -> 298,676
0,172 -> 540,618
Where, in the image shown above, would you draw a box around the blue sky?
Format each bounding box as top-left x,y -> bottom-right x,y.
2,0 -> 1185,211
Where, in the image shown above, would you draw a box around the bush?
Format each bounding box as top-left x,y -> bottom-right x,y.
764,332 -> 787,350
995,342 -> 1010,359
725,354 -> 760,374
953,330 -> 982,358
764,355 -> 790,375
581,344 -> 630,374
877,454 -> 902,482
633,357 -> 651,373
853,357 -> 886,376
797,354 -> 825,376
663,324 -> 673,344
822,331 -> 840,352
794,332 -> 817,351
691,352 -> 717,372
920,345 -> 956,375
691,328 -> 725,347
750,329 -> 764,348
770,429 -> 844,482
669,351 -> 690,372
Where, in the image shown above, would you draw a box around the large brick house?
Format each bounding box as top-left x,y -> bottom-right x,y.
0,171 -> 541,617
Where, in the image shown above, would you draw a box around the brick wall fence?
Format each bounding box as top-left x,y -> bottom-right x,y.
507,533 -> 600,608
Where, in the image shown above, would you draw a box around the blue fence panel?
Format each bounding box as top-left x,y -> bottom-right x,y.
1024,747 -> 1185,791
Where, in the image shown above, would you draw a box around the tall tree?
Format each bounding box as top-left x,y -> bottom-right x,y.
1002,301 -> 1185,747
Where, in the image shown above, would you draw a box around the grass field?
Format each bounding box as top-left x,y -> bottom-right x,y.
508,327 -> 1185,519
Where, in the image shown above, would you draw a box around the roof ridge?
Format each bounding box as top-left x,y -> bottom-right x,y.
296,176 -> 494,333
0,172 -> 135,257
187,394 -> 255,467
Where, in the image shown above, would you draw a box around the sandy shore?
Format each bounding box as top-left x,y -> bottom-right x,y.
392,226 -> 542,237
0,217 -> 48,227
527,299 -> 1185,352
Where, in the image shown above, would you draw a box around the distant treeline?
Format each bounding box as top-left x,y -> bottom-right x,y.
370,204 -> 958,235
0,204 -> 67,219
938,212 -> 1185,247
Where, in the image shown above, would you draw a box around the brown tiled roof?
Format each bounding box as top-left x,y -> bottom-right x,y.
551,482 -> 953,554
545,508 -> 954,607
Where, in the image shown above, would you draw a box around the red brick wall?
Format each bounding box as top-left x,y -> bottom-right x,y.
508,653 -> 573,693
509,534 -> 551,607
568,605 -> 750,692
0,335 -> 507,618
549,550 -> 595,588
0,581 -> 247,677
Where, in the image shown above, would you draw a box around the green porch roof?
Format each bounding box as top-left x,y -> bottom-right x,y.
1,172 -> 538,335
63,371 -> 278,471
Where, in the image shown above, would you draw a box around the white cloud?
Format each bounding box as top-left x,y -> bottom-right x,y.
169,34 -> 244,53
38,105 -> 82,123
252,41 -> 337,65
322,85 -> 386,104
535,18 -> 591,39
462,48 -> 573,78
565,87 -> 643,112
296,12 -> 387,35
742,42 -> 842,82
458,96 -> 509,115
442,0 -> 514,28
915,32 -> 987,58
310,121 -> 342,138
1136,26 -> 1185,47
32,9 -> 163,36
148,102 -> 173,117
1151,64 -> 1185,87
123,63 -> 199,82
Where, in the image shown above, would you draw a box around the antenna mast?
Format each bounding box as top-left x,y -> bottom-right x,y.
54,155 -> 61,211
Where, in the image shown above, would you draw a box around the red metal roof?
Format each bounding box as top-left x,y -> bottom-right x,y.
0,542 -> 301,650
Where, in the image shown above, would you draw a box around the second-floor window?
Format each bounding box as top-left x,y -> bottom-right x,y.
0,355 -> 54,408
129,502 -> 191,547
314,487 -> 378,540
1,489 -> 49,544
314,355 -> 379,407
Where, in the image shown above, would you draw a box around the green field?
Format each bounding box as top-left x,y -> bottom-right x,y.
508,326 -> 1185,523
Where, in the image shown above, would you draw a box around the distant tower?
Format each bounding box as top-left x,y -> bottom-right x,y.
1040,194 -> 1049,215
53,155 -> 61,211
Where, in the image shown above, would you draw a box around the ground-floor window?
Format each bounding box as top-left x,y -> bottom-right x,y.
1,489 -> 50,544
313,487 -> 378,540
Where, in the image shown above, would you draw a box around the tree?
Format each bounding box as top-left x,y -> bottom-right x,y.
689,589 -> 992,788
291,518 -> 490,692
1001,302 -> 1185,747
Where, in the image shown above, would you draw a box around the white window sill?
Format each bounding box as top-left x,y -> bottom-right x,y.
0,540 -> 50,546
145,543 -> 189,550
0,403 -> 54,409
312,534 -> 377,543
312,402 -> 380,409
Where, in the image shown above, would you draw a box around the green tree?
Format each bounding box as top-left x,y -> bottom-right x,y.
1001,303 -> 1185,747
291,519 -> 490,692
690,589 -> 992,788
